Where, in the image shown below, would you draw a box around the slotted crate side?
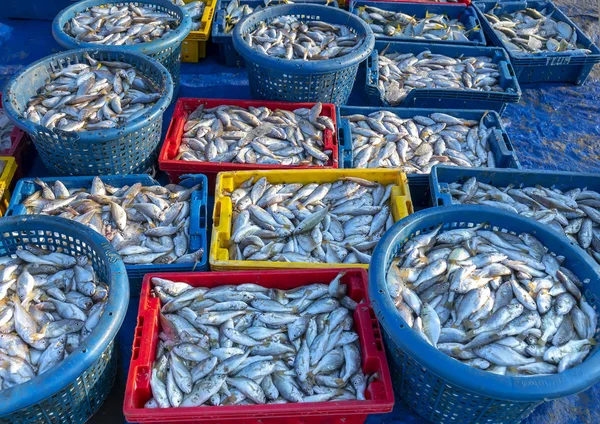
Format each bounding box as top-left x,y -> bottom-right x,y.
182,0 -> 218,62
0,93 -> 33,183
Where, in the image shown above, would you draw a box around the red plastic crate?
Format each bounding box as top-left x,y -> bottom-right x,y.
0,93 -> 33,185
124,269 -> 395,424
369,0 -> 469,5
158,98 -> 340,193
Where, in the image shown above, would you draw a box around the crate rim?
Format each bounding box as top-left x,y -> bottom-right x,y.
52,0 -> 193,56
368,204 -> 600,402
1,47 -> 174,143
0,215 -> 129,415
232,4 -> 375,74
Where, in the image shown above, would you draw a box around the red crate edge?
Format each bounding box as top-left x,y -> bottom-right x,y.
124,269 -> 395,424
0,93 -> 33,183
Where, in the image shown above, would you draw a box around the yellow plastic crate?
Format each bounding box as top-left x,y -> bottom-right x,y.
211,168 -> 413,271
181,0 -> 217,62
0,156 -> 17,217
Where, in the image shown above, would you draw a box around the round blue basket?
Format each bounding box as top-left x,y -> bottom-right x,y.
1,48 -> 173,176
0,215 -> 129,423
369,205 -> 600,424
232,4 -> 375,105
52,0 -> 191,95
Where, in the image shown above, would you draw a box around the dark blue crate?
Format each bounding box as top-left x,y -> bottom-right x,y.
407,174 -> 432,212
0,216 -> 128,423
365,40 -> 522,114
336,106 -> 521,173
52,0 -> 192,95
349,1 -> 486,46
5,174 -> 209,296
213,0 -> 338,67
369,204 -> 600,424
1,48 -> 173,176
474,1 -> 600,85
233,4 -> 375,105
431,165 -> 600,207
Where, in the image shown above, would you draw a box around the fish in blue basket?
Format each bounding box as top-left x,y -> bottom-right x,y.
243,16 -> 365,60
377,50 -> 504,106
355,6 -> 474,42
224,176 -> 395,264
23,53 -> 161,132
386,225 -> 597,376
145,273 -> 376,407
483,8 -> 592,55
171,0 -> 206,31
64,4 -> 180,45
0,246 -> 108,392
176,102 -> 334,166
17,177 -> 204,267
343,110 -> 498,173
0,110 -> 14,151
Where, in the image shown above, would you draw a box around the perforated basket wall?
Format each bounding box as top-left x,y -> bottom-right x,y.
2,48 -> 173,176
0,216 -> 128,423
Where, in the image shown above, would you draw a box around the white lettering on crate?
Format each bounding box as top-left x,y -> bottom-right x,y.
546,56 -> 571,66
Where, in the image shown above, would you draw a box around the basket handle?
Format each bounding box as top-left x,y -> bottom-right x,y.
338,118 -> 354,169
365,52 -> 378,88
390,173 -> 414,222
165,115 -> 186,159
35,125 -> 81,143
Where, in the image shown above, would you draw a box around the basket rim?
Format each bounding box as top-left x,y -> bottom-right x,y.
1,47 -> 174,143
51,0 -> 193,56
0,215 -> 129,416
232,4 -> 375,74
369,204 -> 600,402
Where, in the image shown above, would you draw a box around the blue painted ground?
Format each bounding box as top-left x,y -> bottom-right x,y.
0,1 -> 599,422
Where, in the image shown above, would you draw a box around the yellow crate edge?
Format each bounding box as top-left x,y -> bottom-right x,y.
210,168 -> 413,271
181,0 -> 216,62
0,156 -> 17,217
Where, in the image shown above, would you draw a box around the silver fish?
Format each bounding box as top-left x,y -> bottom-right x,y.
0,110 -> 14,151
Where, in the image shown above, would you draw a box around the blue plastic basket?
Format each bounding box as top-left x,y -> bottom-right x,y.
365,40 -> 521,114
233,4 -> 375,105
5,174 -> 208,296
369,204 -> 600,424
474,1 -> 600,85
349,1 -> 486,46
1,48 -> 173,177
337,106 -> 521,172
213,0 -> 339,67
52,0 -> 192,95
0,215 -> 128,423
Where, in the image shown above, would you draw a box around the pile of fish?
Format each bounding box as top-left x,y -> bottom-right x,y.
343,111 -> 499,173
173,0 -> 206,31
448,178 -> 600,265
64,4 -> 180,45
23,53 -> 161,132
18,177 -> 203,266
243,17 -> 364,60
146,273 -> 375,407
0,247 -> 108,392
356,5 -> 472,42
176,103 -> 333,166
0,109 -> 13,151
387,224 -> 597,375
377,50 -> 504,106
484,8 -> 591,55
226,176 -> 395,264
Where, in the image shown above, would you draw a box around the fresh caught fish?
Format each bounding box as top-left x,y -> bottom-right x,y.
172,1 -> 206,31
377,49 -> 504,106
342,111 -> 499,173
15,177 -> 203,266
144,273 -> 377,407
176,103 -> 333,166
0,246 -> 108,392
225,176 -> 396,264
23,53 -> 160,132
64,4 -> 180,45
483,8 -> 592,55
0,109 -> 14,151
386,224 -> 597,375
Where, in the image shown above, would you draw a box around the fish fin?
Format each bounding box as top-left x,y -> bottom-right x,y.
507,366 -> 519,373
589,338 -> 597,346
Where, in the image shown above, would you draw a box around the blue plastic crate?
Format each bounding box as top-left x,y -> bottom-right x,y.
5,174 -> 209,296
336,106 -> 521,173
474,1 -> 600,85
213,0 -> 339,67
365,40 -> 522,114
0,216 -> 128,423
349,1 -> 486,46
1,48 -> 173,176
369,204 -> 600,424
233,4 -> 375,105
406,174 -> 432,212
52,0 -> 192,95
